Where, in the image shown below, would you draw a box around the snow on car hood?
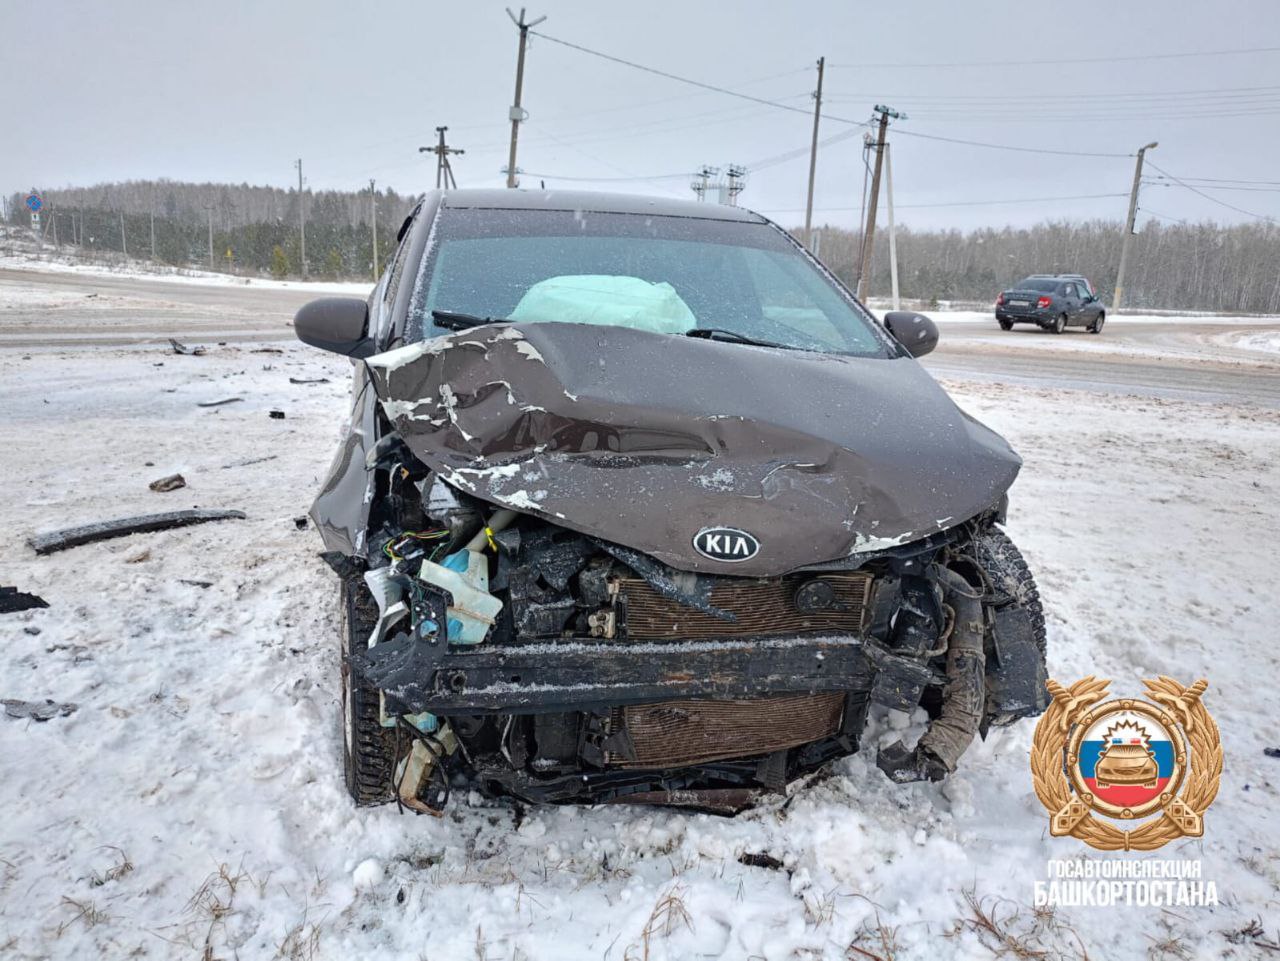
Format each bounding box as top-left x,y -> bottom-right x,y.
364,322 -> 1021,576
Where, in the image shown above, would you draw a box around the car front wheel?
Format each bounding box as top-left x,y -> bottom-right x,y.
1050,313 -> 1066,335
1089,314 -> 1105,334
340,576 -> 398,806
998,319 -> 1013,331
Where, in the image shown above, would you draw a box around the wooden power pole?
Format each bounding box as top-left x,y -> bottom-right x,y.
1114,141 -> 1157,312
802,56 -> 825,250
505,8 -> 545,188
856,104 -> 905,303
420,127 -> 465,189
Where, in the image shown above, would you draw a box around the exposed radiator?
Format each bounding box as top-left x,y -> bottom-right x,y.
616,572 -> 872,640
609,692 -> 846,768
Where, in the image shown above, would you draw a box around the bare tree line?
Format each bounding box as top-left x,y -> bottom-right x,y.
805,218 -> 1280,314
6,179 -> 1277,311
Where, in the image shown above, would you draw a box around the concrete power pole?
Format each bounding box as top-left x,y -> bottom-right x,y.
505,8 -> 545,189
369,179 -> 379,280
802,56 -> 825,250
295,158 -> 307,278
1113,141 -> 1158,312
885,143 -> 900,311
119,211 -> 127,256
855,104 -> 905,303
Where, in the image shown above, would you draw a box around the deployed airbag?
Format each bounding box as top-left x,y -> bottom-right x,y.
509,275 -> 695,335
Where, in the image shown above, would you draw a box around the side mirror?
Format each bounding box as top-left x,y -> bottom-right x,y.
884,311 -> 939,358
294,297 -> 374,357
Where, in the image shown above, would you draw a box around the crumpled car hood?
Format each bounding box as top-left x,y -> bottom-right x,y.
364,322 -> 1020,576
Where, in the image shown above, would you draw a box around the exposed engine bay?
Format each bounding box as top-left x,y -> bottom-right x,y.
327,433 -> 1048,815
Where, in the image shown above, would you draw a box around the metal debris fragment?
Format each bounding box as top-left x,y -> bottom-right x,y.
148,473 -> 186,493
197,398 -> 243,408
268,410 -> 286,419
168,338 -> 206,356
289,377 -> 329,385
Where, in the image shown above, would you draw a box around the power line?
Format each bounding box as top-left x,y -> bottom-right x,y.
891,127 -> 1132,159
757,192 -> 1129,214
1145,160 -> 1276,221
530,30 -> 871,127
825,45 -> 1280,69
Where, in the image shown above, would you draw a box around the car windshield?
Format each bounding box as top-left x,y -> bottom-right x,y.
405,207 -> 891,357
1013,278 -> 1060,293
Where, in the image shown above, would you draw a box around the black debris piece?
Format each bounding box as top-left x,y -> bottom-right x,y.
1265,747 -> 1280,759
23,626 -> 41,636
737,852 -> 785,871
268,410 -> 286,420
3,699 -> 78,721
0,587 -> 49,614
28,509 -> 247,555
198,398 -> 243,408
178,579 -> 214,589
169,338 -> 206,356
293,516 -> 309,529
289,377 -> 330,385
148,473 -> 186,493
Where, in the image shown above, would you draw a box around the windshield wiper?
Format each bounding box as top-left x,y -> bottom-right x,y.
431,309 -> 512,331
685,328 -> 796,351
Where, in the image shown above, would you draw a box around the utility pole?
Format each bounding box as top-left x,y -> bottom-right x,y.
419,127 -> 465,189
691,165 -> 717,202
1114,141 -> 1157,312
149,201 -> 156,261
369,179 -> 380,280
203,203 -> 215,269
885,143 -> 900,311
119,211 -> 127,256
295,158 -> 307,278
856,104 -> 905,302
51,206 -> 58,246
725,165 -> 746,206
505,8 -> 545,188
802,56 -> 825,250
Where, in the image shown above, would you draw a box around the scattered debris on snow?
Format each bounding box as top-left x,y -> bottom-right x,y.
27,508 -> 247,554
147,473 -> 186,493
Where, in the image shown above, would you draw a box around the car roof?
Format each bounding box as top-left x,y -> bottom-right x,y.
1027,273 -> 1087,280
437,188 -> 767,223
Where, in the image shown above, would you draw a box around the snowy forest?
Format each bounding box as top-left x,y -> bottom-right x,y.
7,179 -> 1280,312
5,180 -> 419,281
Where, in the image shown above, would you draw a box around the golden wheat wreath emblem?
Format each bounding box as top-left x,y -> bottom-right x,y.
1030,676 -> 1222,852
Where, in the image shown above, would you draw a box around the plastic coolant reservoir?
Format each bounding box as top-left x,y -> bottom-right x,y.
416,549 -> 503,645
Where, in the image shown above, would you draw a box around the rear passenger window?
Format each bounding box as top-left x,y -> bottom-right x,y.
1064,284 -> 1077,298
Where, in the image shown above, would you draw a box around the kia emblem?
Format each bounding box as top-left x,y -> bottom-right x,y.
693,527 -> 760,563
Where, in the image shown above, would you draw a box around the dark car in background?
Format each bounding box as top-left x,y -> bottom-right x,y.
996,275 -> 1105,334
294,189 -> 1049,816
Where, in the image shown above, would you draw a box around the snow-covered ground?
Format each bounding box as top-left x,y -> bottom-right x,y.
0,239 -> 371,296
1,341 -> 1278,959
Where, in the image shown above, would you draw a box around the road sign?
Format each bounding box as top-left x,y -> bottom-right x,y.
25,194 -> 42,212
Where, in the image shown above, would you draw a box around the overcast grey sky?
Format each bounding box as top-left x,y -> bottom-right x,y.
3,0 -> 1278,230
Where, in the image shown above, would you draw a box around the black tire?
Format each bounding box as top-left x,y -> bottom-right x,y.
998,319 -> 1013,331
340,576 -> 398,806
1050,313 -> 1066,335
975,527 -> 1047,656
1089,313 -> 1105,334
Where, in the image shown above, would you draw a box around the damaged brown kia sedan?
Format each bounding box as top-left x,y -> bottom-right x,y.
296,189 -> 1048,814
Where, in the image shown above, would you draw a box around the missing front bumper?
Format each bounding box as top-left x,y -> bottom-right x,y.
366,633 -> 873,716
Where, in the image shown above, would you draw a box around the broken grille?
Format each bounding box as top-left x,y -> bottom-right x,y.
616,572 -> 872,640
608,693 -> 846,768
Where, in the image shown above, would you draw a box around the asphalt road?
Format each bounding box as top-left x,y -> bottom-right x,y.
2,266 -> 1276,407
